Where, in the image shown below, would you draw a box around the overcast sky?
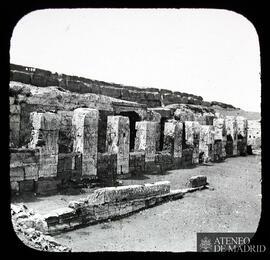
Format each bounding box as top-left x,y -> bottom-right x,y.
10,9 -> 261,112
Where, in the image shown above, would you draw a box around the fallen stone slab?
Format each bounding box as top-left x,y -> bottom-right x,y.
187,175 -> 207,188
84,181 -> 170,206
18,181 -> 208,236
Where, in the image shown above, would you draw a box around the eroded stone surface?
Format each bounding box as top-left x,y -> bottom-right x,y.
135,121 -> 158,162
187,175 -> 207,188
106,116 -> 130,175
247,120 -> 261,150
163,120 -> 183,158
28,112 -> 60,178
199,125 -> 215,163
72,108 -> 98,177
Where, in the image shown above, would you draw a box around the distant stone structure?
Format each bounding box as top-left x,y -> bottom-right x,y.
9,64 -> 260,195
247,120 -> 261,152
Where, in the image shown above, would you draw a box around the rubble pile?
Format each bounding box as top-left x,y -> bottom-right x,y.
11,204 -> 71,252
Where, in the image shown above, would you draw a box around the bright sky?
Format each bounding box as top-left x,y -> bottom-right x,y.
10,9 -> 261,112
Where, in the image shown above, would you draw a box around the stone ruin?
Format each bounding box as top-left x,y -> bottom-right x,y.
9,64 -> 261,195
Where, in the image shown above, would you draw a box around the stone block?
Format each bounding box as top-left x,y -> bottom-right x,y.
10,104 -> 21,115
72,108 -> 98,177
10,181 -> 19,192
187,175 -> 207,188
106,116 -> 130,175
94,204 -> 109,221
53,207 -> 76,222
19,180 -> 35,192
213,118 -> 226,141
135,121 -> 157,162
10,167 -> 24,182
146,197 -> 157,207
31,73 -> 47,87
12,70 -> 31,84
86,181 -> 170,205
68,199 -> 87,210
119,201 -> 133,216
43,212 -> 59,225
132,200 -> 146,212
24,164 -> 39,180
10,150 -> 39,166
108,203 -> 121,218
35,179 -> 60,195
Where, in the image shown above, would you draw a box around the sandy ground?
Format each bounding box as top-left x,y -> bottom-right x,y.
40,154 -> 261,252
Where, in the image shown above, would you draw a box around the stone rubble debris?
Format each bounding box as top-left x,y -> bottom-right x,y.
11,204 -> 71,252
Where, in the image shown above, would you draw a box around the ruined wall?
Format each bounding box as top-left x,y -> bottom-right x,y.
10,148 -> 40,193
9,65 -> 253,195
11,64 -> 237,109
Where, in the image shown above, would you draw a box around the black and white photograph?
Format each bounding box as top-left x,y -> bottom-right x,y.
9,7 -> 263,253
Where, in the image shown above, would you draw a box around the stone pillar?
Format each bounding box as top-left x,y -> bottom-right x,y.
225,116 -> 238,156
185,121 -> 201,164
163,121 -> 183,158
72,108 -> 98,178
247,120 -> 261,150
106,116 -> 130,175
236,116 -> 248,155
28,112 -> 60,178
213,118 -> 227,160
199,125 -> 215,163
9,97 -> 21,148
135,121 -> 157,162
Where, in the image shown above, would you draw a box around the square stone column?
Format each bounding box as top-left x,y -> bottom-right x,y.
225,116 -> 238,156
106,116 -> 130,175
163,121 -> 183,158
72,108 -> 98,178
213,118 -> 227,159
134,121 -> 158,162
236,116 -> 248,155
247,120 -> 261,150
199,125 -> 215,162
28,112 -> 60,178
185,121 -> 201,164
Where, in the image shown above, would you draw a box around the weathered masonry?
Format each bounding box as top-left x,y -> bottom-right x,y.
247,120 -> 261,153
9,65 -> 260,195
